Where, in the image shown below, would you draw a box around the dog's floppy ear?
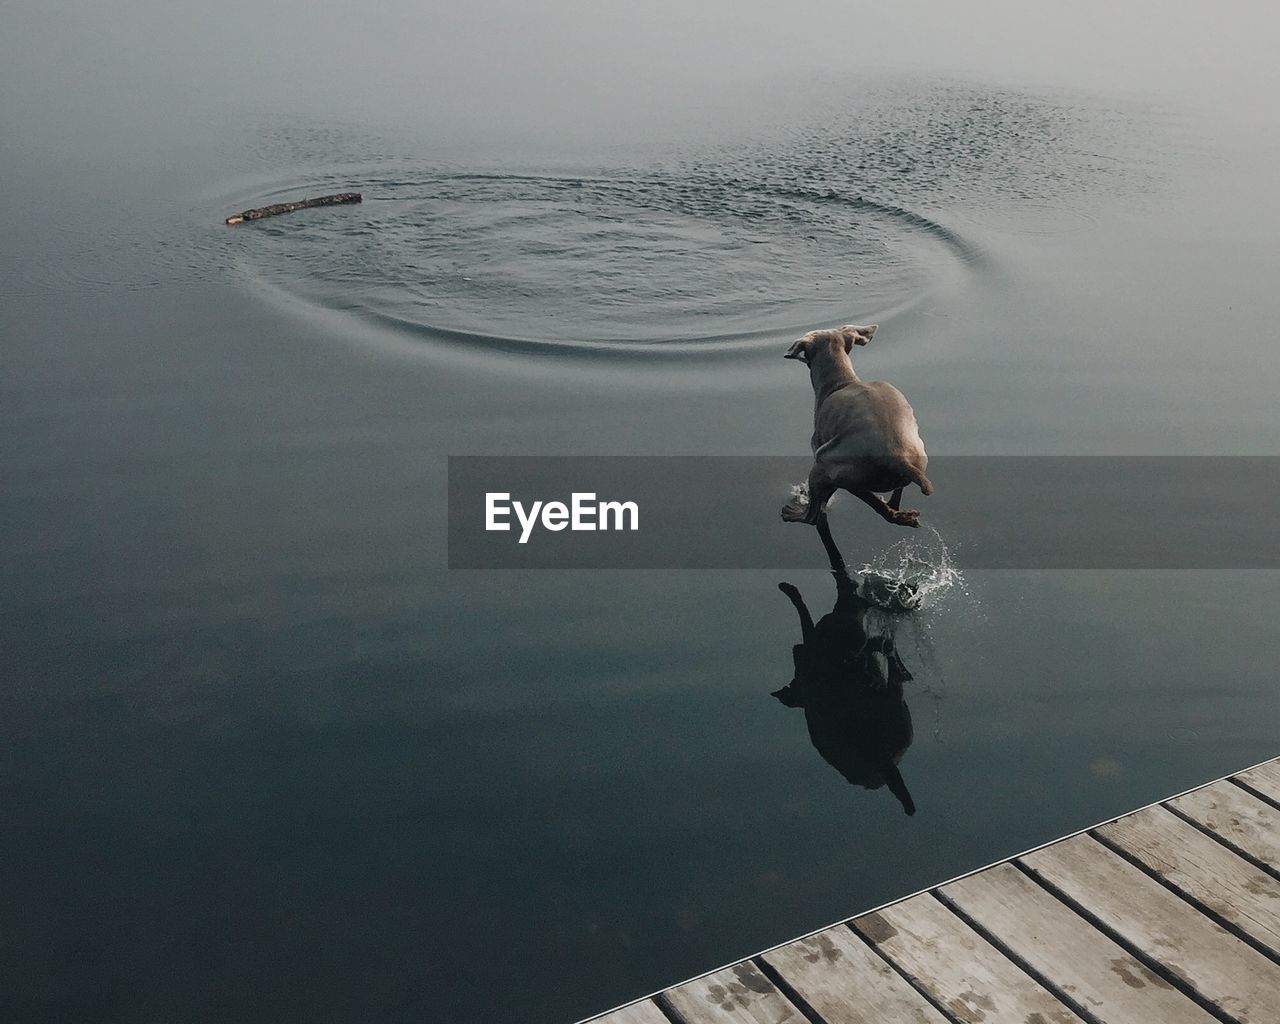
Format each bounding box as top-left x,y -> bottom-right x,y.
784,336 -> 810,361
839,324 -> 878,352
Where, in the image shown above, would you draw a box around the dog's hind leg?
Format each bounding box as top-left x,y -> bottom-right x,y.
855,489 -> 920,528
804,468 -> 837,524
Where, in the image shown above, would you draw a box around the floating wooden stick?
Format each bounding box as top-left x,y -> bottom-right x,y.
225,192 -> 362,225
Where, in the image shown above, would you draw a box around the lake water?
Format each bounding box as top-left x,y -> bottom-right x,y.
4,5 -> 1280,1022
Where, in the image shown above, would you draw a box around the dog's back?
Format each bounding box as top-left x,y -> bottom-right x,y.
814,380 -> 930,493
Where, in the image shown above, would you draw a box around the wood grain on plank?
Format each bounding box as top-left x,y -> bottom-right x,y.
1236,759 -> 1280,805
1170,779 -> 1280,869
762,924 -> 948,1024
1021,833 -> 1280,1023
593,1000 -> 672,1024
1097,804 -> 1280,957
663,961 -> 801,1024
853,893 -> 1083,1024
941,862 -> 1216,1024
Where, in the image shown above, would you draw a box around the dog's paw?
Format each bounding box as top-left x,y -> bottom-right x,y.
780,500 -> 810,523
781,482 -> 810,522
893,509 -> 921,528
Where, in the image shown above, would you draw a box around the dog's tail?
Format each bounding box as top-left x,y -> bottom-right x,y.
885,764 -> 916,816
910,466 -> 934,496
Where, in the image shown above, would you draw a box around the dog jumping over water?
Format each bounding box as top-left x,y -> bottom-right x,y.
781,324 -> 932,528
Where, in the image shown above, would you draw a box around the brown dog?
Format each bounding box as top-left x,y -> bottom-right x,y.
781,324 -> 932,528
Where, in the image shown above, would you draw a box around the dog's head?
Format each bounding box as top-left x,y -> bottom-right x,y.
784,324 -> 877,364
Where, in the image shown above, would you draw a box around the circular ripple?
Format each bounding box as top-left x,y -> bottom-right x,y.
230,167 -> 977,354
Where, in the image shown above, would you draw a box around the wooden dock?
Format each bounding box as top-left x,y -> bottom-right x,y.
582,757 -> 1280,1024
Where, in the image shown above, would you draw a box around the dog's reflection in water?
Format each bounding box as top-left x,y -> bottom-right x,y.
774,516 -> 917,815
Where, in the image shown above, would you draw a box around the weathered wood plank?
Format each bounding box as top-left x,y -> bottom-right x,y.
941,862 -> 1216,1024
1097,804 -> 1280,957
1235,759 -> 1280,805
1170,779 -> 1280,869
587,759 -> 1280,1024
593,1000 -> 671,1024
853,893 -> 1083,1024
1021,833 -> 1280,1022
662,962 -> 801,1024
762,925 -> 948,1024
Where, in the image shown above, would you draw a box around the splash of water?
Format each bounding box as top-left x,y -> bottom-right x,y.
855,524 -> 971,742
856,524 -> 964,612
785,481 -> 964,612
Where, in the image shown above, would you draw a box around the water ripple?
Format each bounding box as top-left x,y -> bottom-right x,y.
227,166 -> 976,354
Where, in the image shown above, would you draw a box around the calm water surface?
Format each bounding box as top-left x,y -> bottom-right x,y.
4,8 -> 1280,1022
